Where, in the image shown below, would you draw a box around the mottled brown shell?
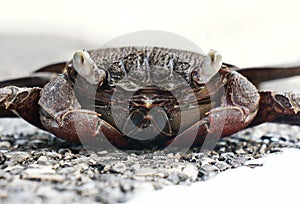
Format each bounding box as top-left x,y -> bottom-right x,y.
68,46 -> 208,91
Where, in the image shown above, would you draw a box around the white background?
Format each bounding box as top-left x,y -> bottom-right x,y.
1,0 -> 300,67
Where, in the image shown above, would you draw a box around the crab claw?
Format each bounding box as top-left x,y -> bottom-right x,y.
0,86 -> 43,128
72,50 -> 106,86
193,49 -> 222,84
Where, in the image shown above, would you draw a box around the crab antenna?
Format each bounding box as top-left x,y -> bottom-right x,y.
72,50 -> 106,86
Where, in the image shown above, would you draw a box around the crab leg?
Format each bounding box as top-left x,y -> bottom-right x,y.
0,76 -> 53,89
34,62 -> 67,74
250,91 -> 300,126
0,62 -> 67,89
0,73 -> 56,122
234,65 -> 300,87
0,86 -> 44,129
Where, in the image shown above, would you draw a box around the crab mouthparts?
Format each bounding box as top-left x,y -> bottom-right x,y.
123,107 -> 173,140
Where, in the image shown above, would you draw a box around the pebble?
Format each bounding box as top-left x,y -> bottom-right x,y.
3,165 -> 24,174
0,172 -> 12,186
22,173 -> 65,182
37,156 -> 49,165
111,162 -> 127,174
215,161 -> 231,171
0,141 -> 11,148
135,168 -> 157,176
87,158 -> 97,166
103,165 -> 111,172
0,152 -> 6,164
182,164 -> 198,181
0,190 -> 8,198
168,171 -> 180,184
4,151 -> 30,160
235,149 -> 246,154
46,151 -> 62,160
22,166 -> 55,175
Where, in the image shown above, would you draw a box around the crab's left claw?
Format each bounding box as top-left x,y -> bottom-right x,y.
0,86 -> 43,129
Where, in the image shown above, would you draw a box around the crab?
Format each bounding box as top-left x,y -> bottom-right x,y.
1,46 -> 300,150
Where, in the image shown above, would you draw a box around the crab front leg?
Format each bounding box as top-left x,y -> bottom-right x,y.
236,65 -> 300,87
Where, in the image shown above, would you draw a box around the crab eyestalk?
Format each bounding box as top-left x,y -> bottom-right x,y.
193,49 -> 222,84
72,50 -> 106,86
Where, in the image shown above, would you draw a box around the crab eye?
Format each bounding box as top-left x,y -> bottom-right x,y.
73,51 -> 85,64
208,49 -> 222,64
72,50 -> 106,86
192,49 -> 222,84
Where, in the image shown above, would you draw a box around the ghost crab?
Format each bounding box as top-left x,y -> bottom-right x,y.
1,46 -> 300,149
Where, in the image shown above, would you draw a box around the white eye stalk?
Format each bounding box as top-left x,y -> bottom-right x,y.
72,50 -> 106,85
198,49 -> 222,83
